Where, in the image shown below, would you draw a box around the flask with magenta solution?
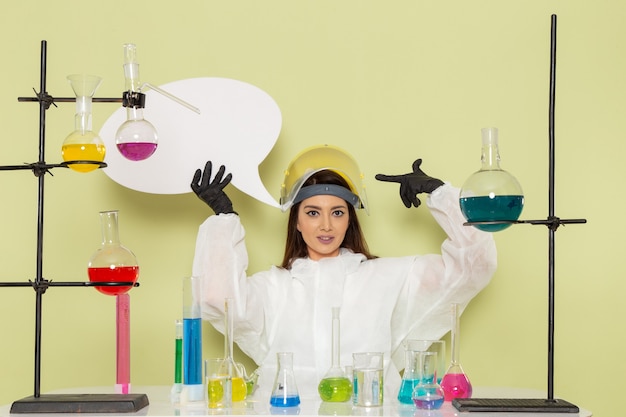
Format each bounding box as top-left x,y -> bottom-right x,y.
440,304 -> 472,401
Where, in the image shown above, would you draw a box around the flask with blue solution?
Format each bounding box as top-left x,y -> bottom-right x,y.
397,342 -> 421,404
270,352 -> 301,407
460,127 -> 524,232
411,351 -> 445,410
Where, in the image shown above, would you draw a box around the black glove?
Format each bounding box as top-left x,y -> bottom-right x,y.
375,159 -> 444,208
191,161 -> 236,214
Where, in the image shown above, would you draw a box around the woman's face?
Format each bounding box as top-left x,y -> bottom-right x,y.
296,194 -> 350,261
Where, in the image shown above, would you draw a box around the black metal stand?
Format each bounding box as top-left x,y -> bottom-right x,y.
454,14 -> 584,414
4,40 -> 148,414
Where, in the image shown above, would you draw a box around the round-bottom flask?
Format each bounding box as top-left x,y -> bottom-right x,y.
412,351 -> 444,410
115,44 -> 158,162
87,210 -> 139,295
460,127 -> 524,232
115,106 -> 158,161
62,74 -> 106,173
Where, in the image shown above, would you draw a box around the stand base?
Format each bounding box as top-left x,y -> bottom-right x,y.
10,393 -> 149,414
452,398 -> 579,413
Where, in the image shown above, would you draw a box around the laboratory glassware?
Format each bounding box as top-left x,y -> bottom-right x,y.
411,351 -> 445,410
115,43 -> 158,161
318,307 -> 352,402
398,340 -> 445,403
205,358 -> 230,409
403,339 -> 446,384
61,74 -> 106,173
170,319 -> 183,403
182,276 -> 204,402
459,127 -> 524,232
441,304 -> 472,401
87,210 -> 139,296
220,298 -> 248,403
87,210 -> 138,394
270,352 -> 301,407
352,352 -> 384,407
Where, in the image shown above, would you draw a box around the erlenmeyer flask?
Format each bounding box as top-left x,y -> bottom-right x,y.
398,343 -> 420,404
459,127 -> 524,232
270,352 -> 301,407
318,307 -> 352,402
219,298 -> 247,403
62,74 -> 106,173
115,43 -> 158,161
440,304 -> 472,401
411,351 -> 444,410
87,210 -> 139,296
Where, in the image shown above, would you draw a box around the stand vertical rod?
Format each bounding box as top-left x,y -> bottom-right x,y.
547,14 -> 557,401
33,39 -> 48,398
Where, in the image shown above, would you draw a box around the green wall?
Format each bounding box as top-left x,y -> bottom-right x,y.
0,1 -> 620,416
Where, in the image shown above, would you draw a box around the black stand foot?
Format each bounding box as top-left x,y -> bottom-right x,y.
452,398 -> 579,413
10,393 -> 149,414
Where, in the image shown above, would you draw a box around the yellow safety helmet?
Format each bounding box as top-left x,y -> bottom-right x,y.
280,144 -> 368,213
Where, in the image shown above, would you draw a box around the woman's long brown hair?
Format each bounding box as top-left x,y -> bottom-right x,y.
280,169 -> 377,269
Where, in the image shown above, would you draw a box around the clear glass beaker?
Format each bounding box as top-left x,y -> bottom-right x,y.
318,307 -> 352,402
352,352 -> 384,407
459,127 -> 524,231
87,210 -> 139,295
62,74 -> 106,173
205,358 -> 229,409
270,352 -> 301,407
411,351 -> 444,410
440,304 -> 472,401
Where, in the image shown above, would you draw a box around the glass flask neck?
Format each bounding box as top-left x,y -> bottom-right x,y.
123,43 -> 142,92
67,74 -> 101,135
450,303 -> 461,365
124,43 -> 141,91
277,352 -> 294,370
224,298 -> 235,361
74,99 -> 93,135
418,352 -> 438,384
403,346 -> 418,379
125,106 -> 146,122
99,210 -> 121,246
330,307 -> 341,369
480,127 -> 502,171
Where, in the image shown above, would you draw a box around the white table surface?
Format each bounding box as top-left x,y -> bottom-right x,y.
0,386 -> 591,417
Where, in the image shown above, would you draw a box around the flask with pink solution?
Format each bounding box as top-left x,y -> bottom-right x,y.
440,303 -> 473,401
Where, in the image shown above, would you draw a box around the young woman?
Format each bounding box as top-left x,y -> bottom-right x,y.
191,145 -> 497,400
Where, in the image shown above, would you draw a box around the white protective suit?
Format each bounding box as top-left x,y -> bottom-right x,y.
192,183 -> 497,400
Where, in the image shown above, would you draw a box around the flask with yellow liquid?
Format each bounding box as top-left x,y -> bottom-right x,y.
61,74 -> 106,173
